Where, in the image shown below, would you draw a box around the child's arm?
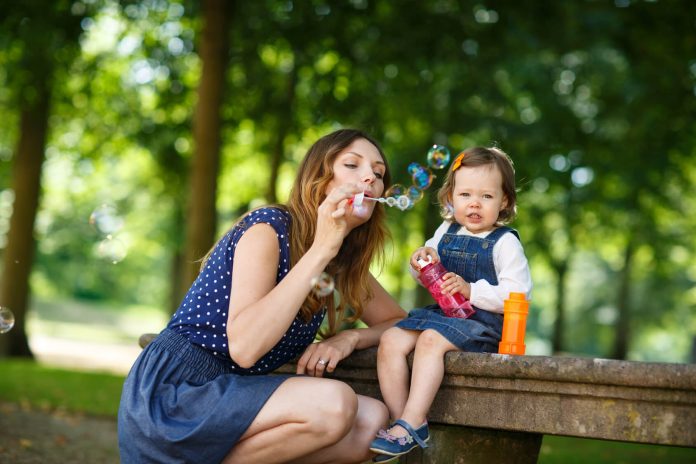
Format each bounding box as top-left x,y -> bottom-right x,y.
469,234 -> 532,313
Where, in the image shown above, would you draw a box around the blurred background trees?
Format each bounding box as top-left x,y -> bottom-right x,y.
0,0 -> 694,362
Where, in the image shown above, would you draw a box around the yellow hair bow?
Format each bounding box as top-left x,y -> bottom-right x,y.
451,152 -> 466,172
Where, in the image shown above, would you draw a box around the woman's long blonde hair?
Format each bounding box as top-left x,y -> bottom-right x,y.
202,129 -> 391,337
286,129 -> 391,337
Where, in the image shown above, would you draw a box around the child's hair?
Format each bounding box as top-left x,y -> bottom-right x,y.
436,146 -> 517,224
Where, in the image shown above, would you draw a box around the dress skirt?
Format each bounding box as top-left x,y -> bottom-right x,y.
395,304 -> 503,353
118,328 -> 291,464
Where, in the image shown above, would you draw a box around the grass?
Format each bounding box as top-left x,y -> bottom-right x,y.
0,358 -> 125,417
539,435 -> 696,464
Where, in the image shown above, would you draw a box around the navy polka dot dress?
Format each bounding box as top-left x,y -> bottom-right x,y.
118,207 -> 325,463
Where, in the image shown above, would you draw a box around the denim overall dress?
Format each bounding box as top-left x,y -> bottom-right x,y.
396,224 -> 519,352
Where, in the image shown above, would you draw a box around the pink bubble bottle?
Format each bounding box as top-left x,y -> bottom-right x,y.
417,258 -> 475,319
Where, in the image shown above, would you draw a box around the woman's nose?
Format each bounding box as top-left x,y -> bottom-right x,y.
361,171 -> 376,184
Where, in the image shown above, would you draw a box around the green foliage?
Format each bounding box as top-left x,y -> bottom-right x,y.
1,0 -> 695,360
0,359 -> 125,417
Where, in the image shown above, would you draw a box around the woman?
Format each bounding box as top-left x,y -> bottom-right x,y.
118,128 -> 405,463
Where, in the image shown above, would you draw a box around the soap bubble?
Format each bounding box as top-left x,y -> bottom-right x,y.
408,163 -> 434,190
395,195 -> 411,211
311,272 -> 335,297
0,307 -> 15,334
385,197 -> 397,207
384,184 -> 406,199
95,235 -> 127,264
89,204 -> 124,236
427,145 -> 451,169
406,186 -> 423,204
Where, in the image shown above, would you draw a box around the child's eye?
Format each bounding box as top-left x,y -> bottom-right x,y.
374,172 -> 383,179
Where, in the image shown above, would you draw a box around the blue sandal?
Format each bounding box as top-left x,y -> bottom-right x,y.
369,419 -> 429,457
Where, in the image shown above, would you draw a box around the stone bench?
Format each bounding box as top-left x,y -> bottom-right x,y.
275,348 -> 696,464
138,334 -> 696,463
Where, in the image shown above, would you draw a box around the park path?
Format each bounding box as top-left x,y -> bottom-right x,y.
30,334 -> 141,375
0,335 -> 139,463
0,400 -> 119,464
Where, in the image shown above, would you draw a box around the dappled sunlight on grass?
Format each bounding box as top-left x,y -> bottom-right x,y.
27,298 -> 168,343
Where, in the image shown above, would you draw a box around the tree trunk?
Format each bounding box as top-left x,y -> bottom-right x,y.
0,84 -> 51,358
612,237 -> 634,360
181,0 -> 232,292
551,261 -> 567,354
266,65 -> 298,204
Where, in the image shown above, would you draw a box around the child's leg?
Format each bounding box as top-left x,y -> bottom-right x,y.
393,329 -> 458,435
376,327 -> 420,422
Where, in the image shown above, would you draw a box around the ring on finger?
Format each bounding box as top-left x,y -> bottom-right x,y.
318,359 -> 328,366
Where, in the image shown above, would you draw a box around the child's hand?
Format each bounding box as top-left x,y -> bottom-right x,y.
410,247 -> 439,271
440,272 -> 471,298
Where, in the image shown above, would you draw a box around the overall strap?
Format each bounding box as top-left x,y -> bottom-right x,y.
486,225 -> 519,242
445,222 -> 461,234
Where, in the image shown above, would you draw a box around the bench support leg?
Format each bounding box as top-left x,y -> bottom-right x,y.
400,424 -> 542,464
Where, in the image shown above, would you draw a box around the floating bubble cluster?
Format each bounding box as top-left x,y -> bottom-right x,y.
0,306 -> 15,334
355,144 -> 452,212
90,203 -> 127,264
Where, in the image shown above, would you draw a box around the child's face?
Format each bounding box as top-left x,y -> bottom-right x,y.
450,164 -> 507,234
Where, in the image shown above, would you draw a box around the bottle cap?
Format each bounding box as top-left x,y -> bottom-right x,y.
417,257 -> 431,270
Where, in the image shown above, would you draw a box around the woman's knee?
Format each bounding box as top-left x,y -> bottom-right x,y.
311,381 -> 359,442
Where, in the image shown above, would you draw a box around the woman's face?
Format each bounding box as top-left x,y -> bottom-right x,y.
451,164 -> 507,234
325,138 -> 386,225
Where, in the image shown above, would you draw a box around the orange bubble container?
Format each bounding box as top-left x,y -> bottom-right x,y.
498,292 -> 529,355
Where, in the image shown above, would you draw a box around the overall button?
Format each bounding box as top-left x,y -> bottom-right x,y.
443,236 -> 450,243
482,242 -> 489,249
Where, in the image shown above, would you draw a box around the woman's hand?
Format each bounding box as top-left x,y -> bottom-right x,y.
410,246 -> 440,270
296,330 -> 360,377
312,183 -> 363,259
441,272 -> 471,298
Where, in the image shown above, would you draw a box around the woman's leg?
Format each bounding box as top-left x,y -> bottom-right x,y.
393,329 -> 458,435
223,377 -> 387,464
287,394 -> 388,464
376,327 -> 420,421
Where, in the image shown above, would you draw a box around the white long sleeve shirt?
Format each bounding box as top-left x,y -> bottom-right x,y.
410,220 -> 532,314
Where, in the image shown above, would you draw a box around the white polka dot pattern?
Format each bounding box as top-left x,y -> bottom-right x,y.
167,207 -> 325,374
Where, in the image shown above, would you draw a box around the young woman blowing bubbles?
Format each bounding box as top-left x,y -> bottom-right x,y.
118,129 -> 405,464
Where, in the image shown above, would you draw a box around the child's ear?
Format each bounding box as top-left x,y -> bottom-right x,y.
500,196 -> 509,211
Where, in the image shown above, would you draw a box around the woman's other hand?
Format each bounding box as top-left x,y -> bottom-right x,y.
296,330 -> 360,377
